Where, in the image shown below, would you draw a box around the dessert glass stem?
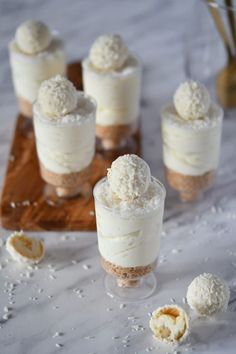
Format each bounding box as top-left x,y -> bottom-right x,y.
94,176 -> 165,301
117,278 -> 140,288
55,182 -> 92,199
101,138 -> 126,150
104,272 -> 157,301
179,190 -> 201,202
55,186 -> 82,198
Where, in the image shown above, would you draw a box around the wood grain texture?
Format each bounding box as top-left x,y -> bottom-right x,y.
0,62 -> 141,231
216,59 -> 236,108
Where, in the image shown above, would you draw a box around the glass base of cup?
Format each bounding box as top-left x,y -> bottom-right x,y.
20,116 -> 34,139
96,136 -> 137,160
179,190 -> 203,202
104,272 -> 157,301
55,186 -> 82,198
96,121 -> 138,152
43,182 -> 92,206
101,137 -> 127,151
165,167 -> 215,203
43,184 -> 66,207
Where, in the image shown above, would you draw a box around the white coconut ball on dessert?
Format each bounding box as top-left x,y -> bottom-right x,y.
37,75 -> 78,118
89,34 -> 129,72
16,20 -> 52,54
107,154 -> 151,201
174,80 -> 210,120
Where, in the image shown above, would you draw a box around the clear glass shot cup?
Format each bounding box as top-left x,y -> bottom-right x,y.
82,55 -> 142,151
93,176 -> 166,301
161,103 -> 223,202
33,92 -> 96,201
9,34 -> 66,120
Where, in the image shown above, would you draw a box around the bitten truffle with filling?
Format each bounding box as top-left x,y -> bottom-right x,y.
6,231 -> 45,264
149,305 -> 189,345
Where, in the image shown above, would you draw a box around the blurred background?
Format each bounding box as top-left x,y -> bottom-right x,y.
0,0 -> 228,182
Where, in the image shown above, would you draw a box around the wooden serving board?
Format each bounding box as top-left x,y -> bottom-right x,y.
0,62 -> 141,231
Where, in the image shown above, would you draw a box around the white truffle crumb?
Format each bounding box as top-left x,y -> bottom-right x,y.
89,34 -> 129,71
82,264 -> 91,270
16,20 -> 51,54
186,273 -> 230,316
2,313 -> 11,320
53,332 -> 63,338
55,343 -> 63,348
174,80 -> 210,120
119,303 -> 126,309
107,154 -> 151,201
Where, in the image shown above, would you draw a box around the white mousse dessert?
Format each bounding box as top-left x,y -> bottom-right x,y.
82,34 -> 142,150
33,75 -> 96,198
93,154 -> 165,287
161,80 -> 223,201
9,20 -> 66,118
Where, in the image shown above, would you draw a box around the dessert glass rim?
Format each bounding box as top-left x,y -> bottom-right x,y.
9,32 -> 64,56
82,53 -> 142,77
161,102 -> 223,128
33,91 -> 97,126
93,175 -> 166,216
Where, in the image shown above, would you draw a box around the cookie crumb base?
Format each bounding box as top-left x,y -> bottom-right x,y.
165,167 -> 215,202
96,121 -> 137,150
101,256 -> 156,287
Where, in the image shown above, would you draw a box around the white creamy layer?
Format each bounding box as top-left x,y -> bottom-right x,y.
94,178 -> 165,268
161,103 -> 223,176
9,37 -> 66,102
33,93 -> 96,174
82,55 -> 141,126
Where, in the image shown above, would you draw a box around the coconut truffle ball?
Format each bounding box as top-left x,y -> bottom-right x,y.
37,75 -> 78,118
16,20 -> 52,54
6,231 -> 45,265
149,305 -> 190,345
174,80 -> 210,120
107,154 -> 151,201
89,34 -> 129,71
186,273 -> 230,316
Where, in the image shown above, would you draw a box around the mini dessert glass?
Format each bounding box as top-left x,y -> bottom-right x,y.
93,176 -> 166,300
33,92 -> 96,199
161,103 -> 223,202
82,45 -> 142,151
9,25 -> 66,119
